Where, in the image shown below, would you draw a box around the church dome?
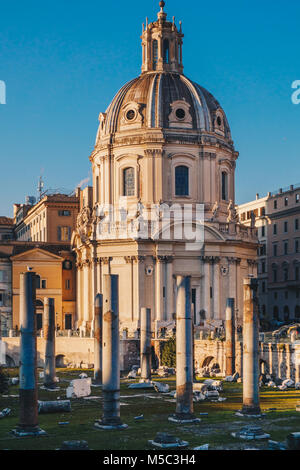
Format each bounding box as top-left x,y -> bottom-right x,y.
102,72 -> 231,139
97,2 -> 232,144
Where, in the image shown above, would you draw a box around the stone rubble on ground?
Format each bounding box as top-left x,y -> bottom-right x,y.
152,381 -> 170,393
148,433 -> 189,449
193,444 -> 209,450
79,373 -> 88,379
0,408 -> 11,418
231,425 -> 270,440
66,378 -> 91,398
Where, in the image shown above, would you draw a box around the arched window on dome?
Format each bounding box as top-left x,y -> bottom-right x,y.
163,39 -> 169,64
123,167 -> 135,197
175,165 -> 189,196
153,40 -> 158,70
221,171 -> 228,201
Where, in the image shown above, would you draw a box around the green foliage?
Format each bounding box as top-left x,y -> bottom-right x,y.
161,335 -> 176,368
0,367 -> 9,394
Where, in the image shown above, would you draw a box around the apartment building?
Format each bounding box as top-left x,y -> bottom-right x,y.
238,183 -> 300,328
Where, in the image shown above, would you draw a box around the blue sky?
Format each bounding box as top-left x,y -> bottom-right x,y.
0,0 -> 299,216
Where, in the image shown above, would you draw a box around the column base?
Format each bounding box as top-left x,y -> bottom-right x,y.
235,405 -> 264,418
168,413 -> 201,424
94,420 -> 128,430
11,427 -> 47,437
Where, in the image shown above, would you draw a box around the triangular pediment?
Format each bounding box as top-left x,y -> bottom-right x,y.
11,248 -> 63,262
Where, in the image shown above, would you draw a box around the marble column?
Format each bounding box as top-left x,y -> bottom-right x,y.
169,276 -> 199,424
166,257 -> 174,321
241,277 -> 261,416
155,257 -> 164,322
13,271 -> 45,437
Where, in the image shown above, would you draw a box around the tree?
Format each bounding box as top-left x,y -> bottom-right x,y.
0,367 -> 9,394
161,335 -> 176,368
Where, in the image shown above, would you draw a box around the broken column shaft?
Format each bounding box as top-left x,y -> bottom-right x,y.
241,277 -> 261,416
225,298 -> 235,376
140,308 -> 152,382
95,275 -> 127,429
94,294 -> 103,385
169,276 -> 199,423
14,271 -> 45,436
44,298 -> 56,389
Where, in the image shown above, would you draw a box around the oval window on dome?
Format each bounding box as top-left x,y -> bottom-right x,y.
217,116 -> 222,126
175,108 -> 186,120
126,110 -> 136,121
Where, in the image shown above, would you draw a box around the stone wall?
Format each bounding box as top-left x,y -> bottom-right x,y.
3,335 -> 300,380
2,337 -> 140,372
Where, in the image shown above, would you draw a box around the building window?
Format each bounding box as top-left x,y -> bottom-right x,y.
274,200 -> 277,209
295,306 -> 300,319
273,306 -> 279,320
283,267 -> 289,281
273,244 -> 277,257
295,219 -> 299,231
262,281 -> 266,293
163,39 -> 169,64
296,194 -> 300,203
41,279 -> 47,289
123,167 -> 135,197
273,224 -> 277,235
36,275 -> 41,289
273,269 -> 277,283
175,166 -> 189,196
65,279 -> 71,290
296,240 -> 299,253
284,241 -> 288,255
63,260 -> 73,270
58,210 -> 71,217
261,226 -> 265,237
0,271 -> 7,282
284,197 -> 288,206
152,40 -> 158,70
261,261 -> 266,274
65,314 -> 72,330
58,226 -> 71,241
284,306 -> 290,322
0,293 -> 4,307
221,171 -> 228,201
284,221 -> 288,233
295,267 -> 300,281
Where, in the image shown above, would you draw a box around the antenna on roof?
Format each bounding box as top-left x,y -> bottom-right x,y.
37,175 -> 44,201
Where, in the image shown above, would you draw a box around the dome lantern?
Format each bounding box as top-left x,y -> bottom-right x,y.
141,1 -> 184,74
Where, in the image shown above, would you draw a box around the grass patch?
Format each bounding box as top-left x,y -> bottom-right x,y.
0,369 -> 300,450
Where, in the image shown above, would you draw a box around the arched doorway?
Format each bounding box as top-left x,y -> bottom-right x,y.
202,356 -> 214,368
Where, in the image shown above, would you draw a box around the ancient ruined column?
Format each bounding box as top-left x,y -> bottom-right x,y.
225,298 -> 235,376
169,276 -> 199,423
95,275 -> 127,429
43,298 -> 56,389
241,277 -> 261,416
140,307 -> 152,382
14,271 -> 45,436
94,294 -> 103,385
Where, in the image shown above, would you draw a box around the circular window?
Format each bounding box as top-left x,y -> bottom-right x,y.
126,110 -> 136,121
217,116 -> 222,126
175,108 -> 186,120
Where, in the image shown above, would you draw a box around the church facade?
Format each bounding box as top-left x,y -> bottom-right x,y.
72,1 -> 258,336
